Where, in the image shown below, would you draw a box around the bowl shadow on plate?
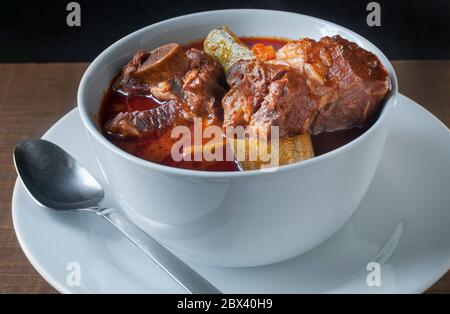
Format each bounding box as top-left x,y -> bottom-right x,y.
195,158 -> 406,293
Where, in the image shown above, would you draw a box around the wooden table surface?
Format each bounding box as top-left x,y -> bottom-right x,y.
0,61 -> 449,294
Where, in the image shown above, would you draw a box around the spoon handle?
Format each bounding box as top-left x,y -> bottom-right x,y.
96,208 -> 222,294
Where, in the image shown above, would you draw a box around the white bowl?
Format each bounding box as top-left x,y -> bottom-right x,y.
77,9 -> 398,267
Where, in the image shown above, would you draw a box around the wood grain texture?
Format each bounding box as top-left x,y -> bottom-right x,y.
0,62 -> 448,294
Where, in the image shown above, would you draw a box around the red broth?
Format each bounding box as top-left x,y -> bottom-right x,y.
100,38 -> 372,171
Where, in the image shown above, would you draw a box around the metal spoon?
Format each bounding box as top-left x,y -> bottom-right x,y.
13,139 -> 221,294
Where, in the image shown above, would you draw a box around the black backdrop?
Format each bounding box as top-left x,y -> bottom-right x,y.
2,0 -> 449,62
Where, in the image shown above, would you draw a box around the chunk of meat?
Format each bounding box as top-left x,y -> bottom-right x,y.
132,43 -> 189,84
222,59 -> 316,139
275,35 -> 390,134
112,50 -> 151,97
106,47 -> 225,139
105,101 -> 181,138
181,49 -> 226,121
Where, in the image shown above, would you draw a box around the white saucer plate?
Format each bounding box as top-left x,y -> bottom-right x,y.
12,94 -> 450,293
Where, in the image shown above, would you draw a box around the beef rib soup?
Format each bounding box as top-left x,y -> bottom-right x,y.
100,27 -> 390,171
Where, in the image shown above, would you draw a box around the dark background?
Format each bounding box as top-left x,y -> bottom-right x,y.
1,0 -> 449,62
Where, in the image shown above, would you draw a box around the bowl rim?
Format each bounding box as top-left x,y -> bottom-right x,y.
77,8 -> 398,178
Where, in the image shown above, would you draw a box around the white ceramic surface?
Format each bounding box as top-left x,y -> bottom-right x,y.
77,9 -> 398,267
13,95 -> 450,293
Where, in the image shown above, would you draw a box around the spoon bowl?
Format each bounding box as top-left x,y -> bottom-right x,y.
14,139 -> 104,210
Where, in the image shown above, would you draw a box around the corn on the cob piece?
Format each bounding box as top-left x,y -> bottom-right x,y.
230,134 -> 314,170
